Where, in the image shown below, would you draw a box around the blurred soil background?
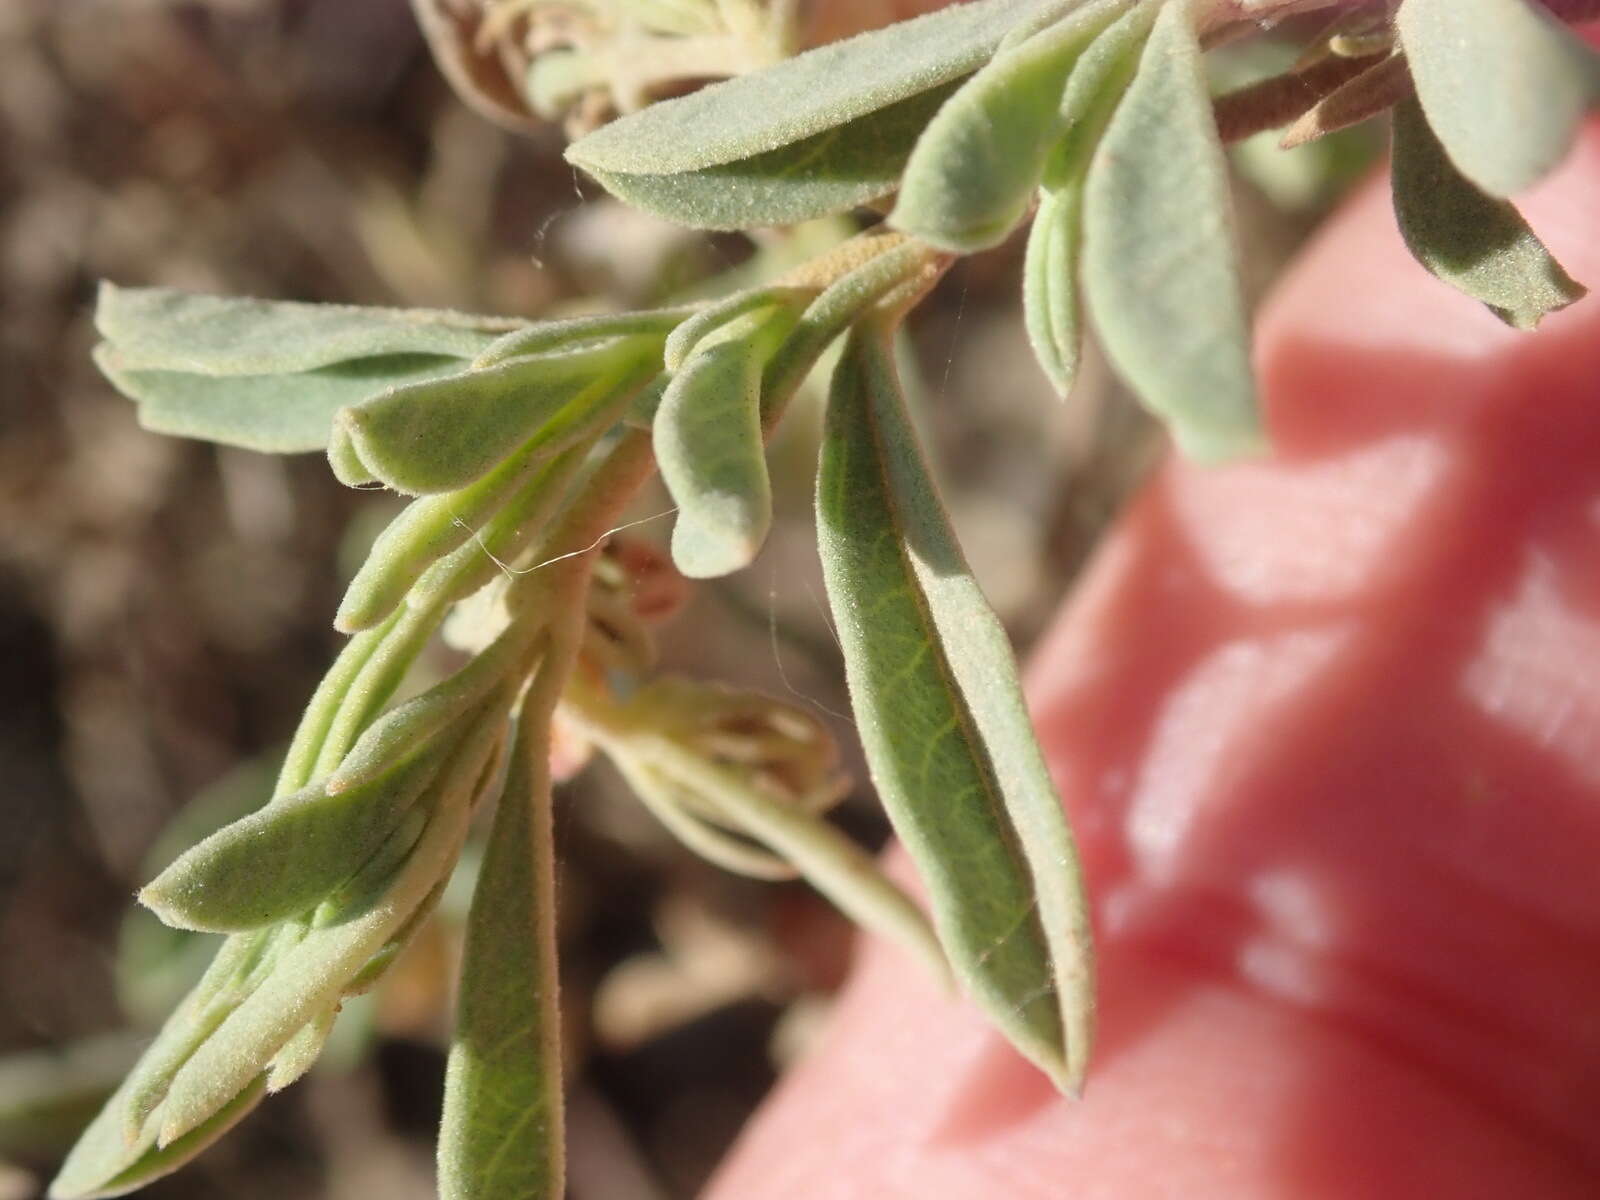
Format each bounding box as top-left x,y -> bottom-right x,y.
0,2 -> 1362,1196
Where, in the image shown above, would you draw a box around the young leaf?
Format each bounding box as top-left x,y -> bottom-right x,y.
438,719 -> 564,1200
336,344 -> 646,494
1081,1 -> 1262,463
891,0 -> 1129,252
1391,96 -> 1586,329
138,752 -> 443,933
95,284 -> 521,375
1398,0 -> 1600,197
264,1008 -> 336,1093
817,326 -> 1093,1094
151,709 -> 499,1148
571,84 -> 963,230
1041,0 -> 1160,188
1023,179 -> 1085,396
95,346 -> 465,455
655,308 -> 793,578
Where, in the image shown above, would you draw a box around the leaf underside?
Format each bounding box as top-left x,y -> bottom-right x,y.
1391,96 -> 1586,329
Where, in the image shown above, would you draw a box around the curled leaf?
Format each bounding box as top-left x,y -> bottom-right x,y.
1391,95 -> 1586,328
655,308 -> 794,578
817,326 -> 1093,1093
1022,179 -> 1085,396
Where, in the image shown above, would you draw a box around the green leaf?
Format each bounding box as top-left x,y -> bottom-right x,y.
474,306 -> 697,367
816,326 -> 1093,1093
1023,179 -> 1084,396
336,344 -> 644,494
1391,96 -> 1586,328
438,721 -> 563,1200
151,708 -> 500,1147
1398,0 -> 1600,197
567,0 -> 1049,177
95,345 -> 466,454
573,83 -> 963,230
891,0 -> 1128,252
138,753 -> 443,933
655,309 -> 792,578
1081,2 -> 1262,462
264,1007 -> 336,1093
1041,0 -> 1159,188
48,1073 -> 267,1200
95,284 -> 521,375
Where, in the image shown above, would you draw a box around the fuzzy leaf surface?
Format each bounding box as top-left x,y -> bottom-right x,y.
438,725 -> 563,1200
139,755 -> 441,933
95,284 -> 519,375
566,0 -> 1052,176
95,347 -> 465,455
816,327 -> 1093,1093
1398,0 -> 1600,196
1081,2 -> 1260,462
892,0 -> 1127,251
576,84 -> 961,230
1023,179 -> 1085,396
656,311 -> 788,578
336,345 -> 640,494
1391,96 -> 1586,328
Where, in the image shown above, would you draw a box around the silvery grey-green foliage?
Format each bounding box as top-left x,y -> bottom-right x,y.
1023,180 -> 1085,395
817,324 -> 1093,1093
891,0 -> 1130,251
1391,96 -> 1587,327
59,2 -> 1600,1197
1399,0 -> 1600,197
656,305 -> 795,577
1081,1 -> 1262,462
93,285 -> 523,453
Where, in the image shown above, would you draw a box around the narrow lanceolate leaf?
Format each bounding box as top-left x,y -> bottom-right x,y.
138,752 -> 443,933
565,0 -> 1067,228
892,0 -> 1128,252
336,343 -> 643,494
439,720 -> 563,1200
95,346 -> 465,455
568,0 -> 1047,179
1391,96 -> 1586,329
655,310 -> 790,578
574,84 -> 963,230
95,284 -> 522,375
1023,180 -> 1084,396
1081,2 -> 1261,463
1041,0 -> 1160,188
1398,0 -> 1600,197
817,327 -> 1093,1093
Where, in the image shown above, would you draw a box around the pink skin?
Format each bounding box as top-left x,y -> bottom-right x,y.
709,120 -> 1600,1199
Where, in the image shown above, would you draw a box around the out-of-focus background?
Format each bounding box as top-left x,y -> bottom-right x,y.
0,3 -> 1372,1196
